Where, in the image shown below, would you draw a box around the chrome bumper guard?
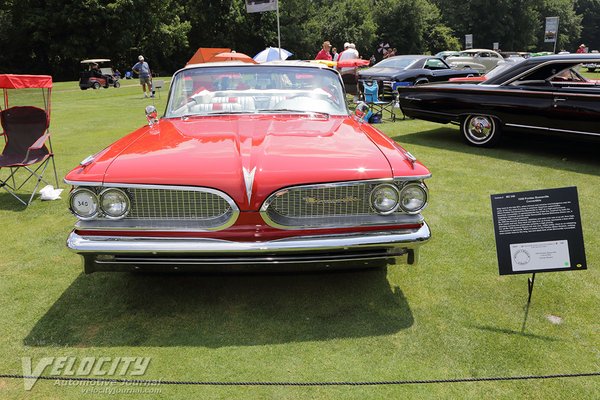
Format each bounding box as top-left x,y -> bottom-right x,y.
67,223 -> 430,273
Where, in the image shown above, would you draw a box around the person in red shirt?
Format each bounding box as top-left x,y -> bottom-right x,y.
315,41 -> 332,60
576,44 -> 587,53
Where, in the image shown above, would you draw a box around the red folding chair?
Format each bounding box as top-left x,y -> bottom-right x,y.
0,74 -> 58,206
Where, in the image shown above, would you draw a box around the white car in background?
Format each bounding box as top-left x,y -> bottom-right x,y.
446,49 -> 505,73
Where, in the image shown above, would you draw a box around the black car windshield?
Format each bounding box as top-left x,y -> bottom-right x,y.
372,57 -> 419,70
166,65 -> 347,117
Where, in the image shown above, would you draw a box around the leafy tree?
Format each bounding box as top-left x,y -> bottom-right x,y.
576,0 -> 600,51
1,0 -> 190,79
426,25 -> 462,54
373,0 -> 443,55
308,0 -> 377,58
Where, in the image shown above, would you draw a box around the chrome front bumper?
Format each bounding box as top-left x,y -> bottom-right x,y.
67,223 -> 431,273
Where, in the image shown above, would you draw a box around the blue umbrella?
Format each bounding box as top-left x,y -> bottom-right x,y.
253,47 -> 293,63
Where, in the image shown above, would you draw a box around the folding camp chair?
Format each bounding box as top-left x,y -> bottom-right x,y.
362,80 -> 396,122
0,74 -> 58,206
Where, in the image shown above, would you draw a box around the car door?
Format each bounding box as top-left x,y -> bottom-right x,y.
423,58 -> 462,82
491,81 -> 555,129
476,52 -> 494,71
548,85 -> 600,136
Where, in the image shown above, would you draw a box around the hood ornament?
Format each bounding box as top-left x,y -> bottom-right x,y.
242,167 -> 256,204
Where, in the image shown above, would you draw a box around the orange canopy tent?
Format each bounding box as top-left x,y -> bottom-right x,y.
186,47 -> 231,65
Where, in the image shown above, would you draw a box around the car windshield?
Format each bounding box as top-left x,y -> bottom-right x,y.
166,65 -> 347,118
372,57 -> 419,69
508,62 -> 589,85
484,61 -> 522,79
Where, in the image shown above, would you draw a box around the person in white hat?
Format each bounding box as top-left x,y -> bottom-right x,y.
132,55 -> 153,98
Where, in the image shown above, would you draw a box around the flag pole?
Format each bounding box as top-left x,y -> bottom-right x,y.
276,0 -> 281,60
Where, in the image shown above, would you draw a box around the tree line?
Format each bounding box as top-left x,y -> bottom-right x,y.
0,0 -> 596,81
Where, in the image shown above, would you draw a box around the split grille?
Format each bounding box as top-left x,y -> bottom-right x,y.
262,181 -> 421,229
125,187 -> 231,220
267,183 -> 378,218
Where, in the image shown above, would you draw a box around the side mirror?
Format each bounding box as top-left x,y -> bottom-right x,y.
354,102 -> 372,123
145,105 -> 159,127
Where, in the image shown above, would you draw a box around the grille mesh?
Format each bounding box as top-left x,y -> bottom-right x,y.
125,188 -> 231,220
268,183 -> 379,218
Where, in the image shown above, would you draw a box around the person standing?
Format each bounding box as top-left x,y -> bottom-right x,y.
332,47 -> 339,62
576,44 -> 587,53
315,41 -> 333,61
132,55 -> 152,98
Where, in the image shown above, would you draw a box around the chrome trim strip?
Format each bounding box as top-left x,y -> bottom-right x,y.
67,222 -> 431,254
505,123 -> 600,137
400,107 -> 458,118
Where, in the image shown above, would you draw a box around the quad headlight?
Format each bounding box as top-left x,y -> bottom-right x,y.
370,183 -> 400,215
99,188 -> 130,219
69,188 -> 99,220
399,182 -> 428,213
69,187 -> 130,220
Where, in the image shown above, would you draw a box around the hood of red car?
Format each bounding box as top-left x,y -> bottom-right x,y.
68,114 -> 395,210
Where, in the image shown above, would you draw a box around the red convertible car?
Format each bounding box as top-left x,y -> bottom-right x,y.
66,62 -> 431,273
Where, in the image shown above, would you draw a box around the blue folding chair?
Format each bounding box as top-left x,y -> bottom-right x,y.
362,81 -> 396,122
392,81 -> 411,120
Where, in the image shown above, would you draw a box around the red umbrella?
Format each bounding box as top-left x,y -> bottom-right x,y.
209,52 -> 257,64
336,58 -> 370,68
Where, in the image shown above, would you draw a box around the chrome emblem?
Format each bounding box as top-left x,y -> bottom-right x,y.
303,196 -> 360,205
242,167 -> 256,203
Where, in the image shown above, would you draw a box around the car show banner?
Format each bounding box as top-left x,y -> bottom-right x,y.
544,17 -> 559,43
246,0 -> 277,13
465,34 -> 473,49
491,187 -> 586,276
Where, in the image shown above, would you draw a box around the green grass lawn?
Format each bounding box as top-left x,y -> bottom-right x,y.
0,79 -> 598,399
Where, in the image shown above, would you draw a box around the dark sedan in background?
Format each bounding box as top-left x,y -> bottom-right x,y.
358,55 -> 480,97
398,54 -> 600,147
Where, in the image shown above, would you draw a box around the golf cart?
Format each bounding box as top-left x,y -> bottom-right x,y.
79,59 -> 120,90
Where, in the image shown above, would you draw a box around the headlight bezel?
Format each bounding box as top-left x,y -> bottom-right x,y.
398,182 -> 428,214
99,188 -> 131,220
69,188 -> 100,220
370,183 -> 401,215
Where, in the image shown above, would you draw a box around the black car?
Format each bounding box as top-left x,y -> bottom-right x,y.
398,54 -> 600,147
358,55 -> 481,97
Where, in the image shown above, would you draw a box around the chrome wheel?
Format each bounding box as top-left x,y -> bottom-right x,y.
462,115 -> 500,147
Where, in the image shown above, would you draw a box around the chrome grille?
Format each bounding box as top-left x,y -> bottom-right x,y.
125,188 -> 231,220
73,184 -> 239,231
262,180 -> 423,229
268,183 -> 377,218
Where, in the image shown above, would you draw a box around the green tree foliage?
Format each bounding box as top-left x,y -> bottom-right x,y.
535,0 -> 582,52
307,0 -> 377,58
373,0 -> 447,55
433,0 -> 583,51
426,25 -> 462,54
0,0 -> 597,79
0,0 -> 190,78
576,0 -> 600,51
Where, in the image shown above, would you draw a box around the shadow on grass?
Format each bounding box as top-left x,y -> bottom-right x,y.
392,125 -> 600,176
25,268 -> 413,348
472,325 -> 559,342
0,192 -> 29,211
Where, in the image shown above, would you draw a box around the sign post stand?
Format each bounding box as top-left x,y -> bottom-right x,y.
491,187 -> 586,305
527,273 -> 536,303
